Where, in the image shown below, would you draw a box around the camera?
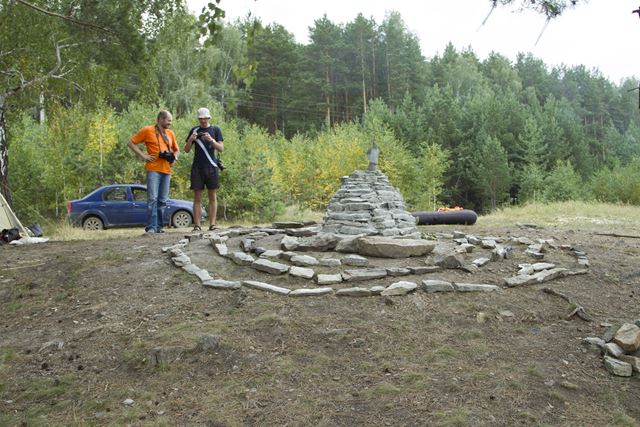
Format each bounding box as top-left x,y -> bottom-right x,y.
158,151 -> 176,164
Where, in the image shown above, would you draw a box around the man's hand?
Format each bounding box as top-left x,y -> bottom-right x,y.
188,131 -> 198,143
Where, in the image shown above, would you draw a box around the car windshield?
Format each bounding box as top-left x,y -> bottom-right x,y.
104,187 -> 128,202
131,188 -> 147,202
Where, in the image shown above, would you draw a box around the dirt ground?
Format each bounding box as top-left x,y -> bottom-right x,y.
1,222 -> 639,427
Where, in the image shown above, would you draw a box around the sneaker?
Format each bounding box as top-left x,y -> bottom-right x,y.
144,228 -> 156,235
192,225 -> 202,232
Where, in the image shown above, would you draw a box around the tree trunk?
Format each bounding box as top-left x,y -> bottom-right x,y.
0,101 -> 11,206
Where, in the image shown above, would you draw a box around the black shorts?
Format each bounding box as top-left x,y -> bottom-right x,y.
190,166 -> 219,190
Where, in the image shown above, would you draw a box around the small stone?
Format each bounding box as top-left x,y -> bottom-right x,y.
251,259 -> 290,275
182,263 -> 201,275
604,342 -> 624,358
456,243 -> 475,254
504,275 -> 539,287
196,335 -> 220,352
525,250 -> 544,260
476,312 -> 487,323
577,258 -> 590,268
603,356 -> 633,377
481,239 -> 497,249
560,381 -> 579,390
241,239 -> 256,253
203,279 -> 241,290
296,233 -> 339,251
281,235 -> 299,251
491,245 -> 513,260
242,280 -> 291,295
171,254 -> 191,267
452,231 -> 466,239
472,257 -> 490,267
421,280 -> 454,293
434,252 -> 464,269
460,264 -> 479,273
335,236 -> 361,253
195,269 -> 212,282
613,323 -> 640,353
320,258 -> 342,267
499,310 -> 515,318
123,399 -> 135,406
582,337 -> 606,352
336,287 -> 373,297
467,235 -> 482,245
517,264 -> 535,275
289,266 -> 315,280
230,251 -> 254,266
254,247 -> 267,256
289,287 -> 334,297
385,267 -> 411,277
291,255 -> 320,267
381,281 -> 418,296
603,324 -> 622,343
618,355 -> 640,372
342,254 -> 369,266
342,269 -> 387,282
162,243 -> 186,253
533,268 -> 569,283
454,283 -> 500,292
278,251 -> 297,261
316,274 -> 343,285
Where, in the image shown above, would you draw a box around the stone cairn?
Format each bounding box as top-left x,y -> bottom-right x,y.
322,147 -> 420,239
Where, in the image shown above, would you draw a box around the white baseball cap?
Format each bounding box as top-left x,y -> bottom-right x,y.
197,107 -> 211,119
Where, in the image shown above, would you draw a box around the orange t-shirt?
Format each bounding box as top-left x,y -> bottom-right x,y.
131,125 -> 179,175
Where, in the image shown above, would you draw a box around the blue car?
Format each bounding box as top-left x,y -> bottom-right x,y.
67,184 -> 204,230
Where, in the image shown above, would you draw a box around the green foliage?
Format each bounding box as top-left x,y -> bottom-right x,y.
590,158 -> 640,205
544,160 -> 584,202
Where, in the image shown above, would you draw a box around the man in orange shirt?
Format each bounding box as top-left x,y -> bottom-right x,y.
128,111 -> 179,233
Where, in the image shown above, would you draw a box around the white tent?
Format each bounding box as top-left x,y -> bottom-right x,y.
0,192 -> 29,236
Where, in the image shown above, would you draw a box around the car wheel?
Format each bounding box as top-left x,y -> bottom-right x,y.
83,216 -> 104,231
172,210 -> 193,228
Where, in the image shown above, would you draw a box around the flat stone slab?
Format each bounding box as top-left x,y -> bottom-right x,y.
604,343 -> 624,358
162,243 -> 187,253
195,269 -> 213,282
230,252 -> 255,266
472,257 -> 490,267
422,280 -> 455,293
342,269 -> 387,282
289,287 -> 334,297
504,275 -> 539,287
289,266 -> 315,280
203,279 -> 241,290
251,258 -> 290,275
613,323 -> 640,353
242,280 -> 291,295
291,255 -> 320,266
409,266 -> 441,275
296,233 -> 340,251
336,287 -> 373,297
181,263 -> 201,274
369,285 -> 386,295
356,236 -> 435,258
316,274 -> 343,285
260,249 -> 283,259
582,337 -> 606,352
386,267 -> 411,277
381,281 -> 418,296
214,243 -> 229,257
453,283 -> 500,292
320,258 -> 342,267
273,221 -> 305,229
604,355 -> 633,377
532,262 -> 556,271
342,254 -> 369,266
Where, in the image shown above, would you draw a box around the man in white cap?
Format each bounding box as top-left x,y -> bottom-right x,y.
184,107 -> 224,231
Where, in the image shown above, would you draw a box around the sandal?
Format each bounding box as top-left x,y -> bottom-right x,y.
192,225 -> 202,232
208,225 -> 219,231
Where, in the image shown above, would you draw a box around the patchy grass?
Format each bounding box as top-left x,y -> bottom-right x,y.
480,201 -> 640,233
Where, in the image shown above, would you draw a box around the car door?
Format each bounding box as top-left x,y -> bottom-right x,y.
100,187 -> 131,226
130,187 -> 148,226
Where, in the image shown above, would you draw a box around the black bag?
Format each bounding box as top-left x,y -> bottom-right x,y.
1,228 -> 21,243
27,223 -> 44,237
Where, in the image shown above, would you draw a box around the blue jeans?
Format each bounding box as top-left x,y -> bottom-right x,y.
146,171 -> 171,232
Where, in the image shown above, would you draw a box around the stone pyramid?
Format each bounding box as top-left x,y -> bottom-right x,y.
322,169 -> 420,239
